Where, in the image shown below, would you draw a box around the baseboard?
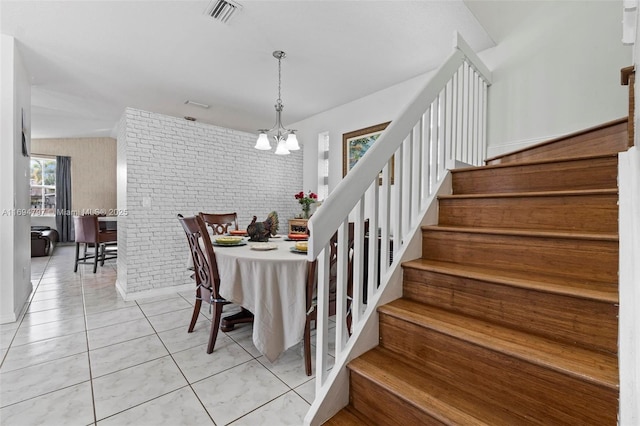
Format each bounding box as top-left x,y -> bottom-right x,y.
0,313 -> 18,324
115,279 -> 193,302
486,133 -> 565,159
0,288 -> 31,324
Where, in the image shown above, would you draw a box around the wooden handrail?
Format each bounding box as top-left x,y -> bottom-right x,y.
621,65 -> 635,147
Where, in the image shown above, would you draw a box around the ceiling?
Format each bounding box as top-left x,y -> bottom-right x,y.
1,0 -> 534,139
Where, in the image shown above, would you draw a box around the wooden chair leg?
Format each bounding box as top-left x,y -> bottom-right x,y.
93,243 -> 99,273
74,243 -> 80,272
304,317 -> 313,376
188,299 -> 202,333
346,300 -> 353,336
207,301 -> 224,354
100,244 -> 106,266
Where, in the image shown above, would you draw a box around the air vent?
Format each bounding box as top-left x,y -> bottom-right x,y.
204,0 -> 242,23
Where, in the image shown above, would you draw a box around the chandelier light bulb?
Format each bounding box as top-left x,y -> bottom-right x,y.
285,132 -> 300,151
255,132 -> 271,150
274,138 -> 291,155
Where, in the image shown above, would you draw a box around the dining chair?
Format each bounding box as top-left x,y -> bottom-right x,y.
199,212 -> 239,235
73,215 -> 117,273
177,214 -> 229,354
304,223 -> 355,376
198,211 -> 254,331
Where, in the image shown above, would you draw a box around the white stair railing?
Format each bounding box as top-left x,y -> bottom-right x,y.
305,31 -> 492,424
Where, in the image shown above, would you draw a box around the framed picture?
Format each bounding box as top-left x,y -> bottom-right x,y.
342,121 -> 393,185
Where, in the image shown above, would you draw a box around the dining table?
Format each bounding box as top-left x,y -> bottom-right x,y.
210,236 -> 309,362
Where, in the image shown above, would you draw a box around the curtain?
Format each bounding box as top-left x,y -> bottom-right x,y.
55,156 -> 72,242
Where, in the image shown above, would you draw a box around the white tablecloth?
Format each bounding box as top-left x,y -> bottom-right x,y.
213,238 -> 308,362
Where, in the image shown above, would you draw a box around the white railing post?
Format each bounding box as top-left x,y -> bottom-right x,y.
411,121 -> 422,224
367,182 -> 379,303
315,245 -> 330,391
352,198 -> 365,322
482,81 -> 489,163
335,220 -> 349,354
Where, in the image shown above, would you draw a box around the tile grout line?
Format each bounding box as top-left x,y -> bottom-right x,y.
79,257 -> 99,426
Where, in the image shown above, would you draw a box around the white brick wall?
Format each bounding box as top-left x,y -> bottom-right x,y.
117,108 -> 303,297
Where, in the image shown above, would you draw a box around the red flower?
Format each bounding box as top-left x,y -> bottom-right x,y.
294,191 -> 318,205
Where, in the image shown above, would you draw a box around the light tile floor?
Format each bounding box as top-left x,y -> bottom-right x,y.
0,246 -> 332,425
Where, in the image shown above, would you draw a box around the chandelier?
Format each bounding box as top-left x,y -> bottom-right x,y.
254,50 -> 300,155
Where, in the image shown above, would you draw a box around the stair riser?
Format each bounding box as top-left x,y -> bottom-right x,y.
485,121 -> 627,165
378,315 -> 618,425
438,193 -> 618,233
403,267 -> 618,353
452,156 -> 618,194
422,231 -> 618,283
349,372 -> 448,426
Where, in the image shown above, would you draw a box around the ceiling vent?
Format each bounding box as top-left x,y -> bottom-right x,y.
204,0 -> 242,24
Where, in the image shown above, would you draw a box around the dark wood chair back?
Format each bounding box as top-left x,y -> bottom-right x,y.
74,215 -> 100,243
74,215 -> 117,244
177,214 -> 223,303
199,212 -> 239,235
178,214 -> 231,354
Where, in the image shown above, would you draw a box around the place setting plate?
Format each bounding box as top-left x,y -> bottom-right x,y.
250,243 -> 278,251
213,236 -> 247,247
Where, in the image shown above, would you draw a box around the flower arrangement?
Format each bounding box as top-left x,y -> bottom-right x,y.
294,191 -> 317,219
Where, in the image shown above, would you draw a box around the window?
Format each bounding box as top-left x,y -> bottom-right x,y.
30,157 -> 56,215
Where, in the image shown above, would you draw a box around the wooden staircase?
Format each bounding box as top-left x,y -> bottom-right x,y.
325,118 -> 628,425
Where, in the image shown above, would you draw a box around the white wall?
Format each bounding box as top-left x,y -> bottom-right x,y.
0,35 -> 32,323
117,108 -> 304,298
479,0 -> 631,157
292,0 -> 631,188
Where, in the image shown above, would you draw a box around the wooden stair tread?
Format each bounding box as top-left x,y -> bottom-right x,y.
453,152 -> 619,173
349,347 -> 524,425
438,188 -> 618,200
379,300 -> 619,390
451,154 -> 619,195
322,406 -> 369,425
401,258 -> 618,303
483,117 -> 628,164
422,224 -> 618,241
